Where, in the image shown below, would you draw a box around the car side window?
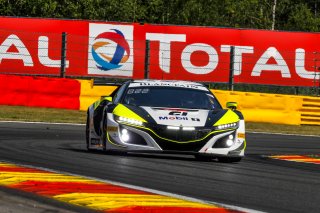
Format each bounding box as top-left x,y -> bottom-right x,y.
113,83 -> 128,104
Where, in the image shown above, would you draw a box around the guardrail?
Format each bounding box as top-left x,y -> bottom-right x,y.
78,79 -> 320,126
0,74 -> 80,110
214,90 -> 320,126
213,90 -> 303,125
300,97 -> 320,125
1,75 -> 319,126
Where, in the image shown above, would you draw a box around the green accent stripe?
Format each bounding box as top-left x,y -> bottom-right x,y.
107,132 -> 126,148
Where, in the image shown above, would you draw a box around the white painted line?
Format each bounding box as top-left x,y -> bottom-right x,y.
1,160 -> 263,213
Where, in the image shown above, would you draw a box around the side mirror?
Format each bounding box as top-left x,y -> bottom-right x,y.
226,102 -> 237,110
101,96 -> 113,102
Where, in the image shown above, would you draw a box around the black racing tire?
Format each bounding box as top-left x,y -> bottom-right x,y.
102,131 -> 107,152
85,112 -> 92,151
194,154 -> 214,161
217,157 -> 242,163
101,112 -> 108,152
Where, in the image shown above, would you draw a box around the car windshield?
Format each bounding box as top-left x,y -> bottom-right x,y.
122,87 -> 222,110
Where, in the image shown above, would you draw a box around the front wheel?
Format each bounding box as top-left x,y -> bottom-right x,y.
217,157 -> 242,163
101,112 -> 108,152
101,130 -> 107,152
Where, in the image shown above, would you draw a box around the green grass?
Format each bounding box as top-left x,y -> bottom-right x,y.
246,122 -> 320,136
0,105 -> 319,136
0,105 -> 86,124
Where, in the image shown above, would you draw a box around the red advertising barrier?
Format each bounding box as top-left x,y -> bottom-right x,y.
0,17 -> 319,86
0,17 -> 88,76
0,75 -> 80,109
140,24 -> 320,86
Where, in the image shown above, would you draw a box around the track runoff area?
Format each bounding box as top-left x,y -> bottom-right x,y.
0,161 -> 253,213
0,121 -> 319,212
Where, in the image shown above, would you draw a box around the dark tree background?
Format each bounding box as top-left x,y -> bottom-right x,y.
0,0 -> 319,32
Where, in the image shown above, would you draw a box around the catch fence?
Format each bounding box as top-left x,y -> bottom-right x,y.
0,16 -> 319,96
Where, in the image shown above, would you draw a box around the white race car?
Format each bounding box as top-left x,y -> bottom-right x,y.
86,80 -> 246,162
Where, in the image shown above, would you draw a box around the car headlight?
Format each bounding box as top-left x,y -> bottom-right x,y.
212,133 -> 236,148
214,122 -> 238,130
119,126 -> 147,145
225,134 -> 234,147
121,128 -> 130,142
115,116 -> 144,126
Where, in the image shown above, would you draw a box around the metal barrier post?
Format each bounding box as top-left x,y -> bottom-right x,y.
144,40 -> 150,79
318,67 -> 320,96
317,54 -> 320,96
60,32 -> 67,78
229,46 -> 235,91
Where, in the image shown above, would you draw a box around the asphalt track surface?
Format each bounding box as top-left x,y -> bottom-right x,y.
0,122 -> 319,212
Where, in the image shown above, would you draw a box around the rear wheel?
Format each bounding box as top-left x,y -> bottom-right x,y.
217,157 -> 242,163
85,113 -> 91,151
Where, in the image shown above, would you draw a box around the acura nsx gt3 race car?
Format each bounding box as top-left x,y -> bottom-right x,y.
86,80 -> 246,162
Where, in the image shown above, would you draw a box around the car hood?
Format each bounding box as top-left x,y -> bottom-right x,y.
113,104 -> 240,128
141,107 -> 209,127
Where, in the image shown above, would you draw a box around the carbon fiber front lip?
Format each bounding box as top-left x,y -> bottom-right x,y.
108,149 -> 243,157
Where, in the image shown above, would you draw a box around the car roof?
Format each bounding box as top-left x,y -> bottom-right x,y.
128,80 -> 209,91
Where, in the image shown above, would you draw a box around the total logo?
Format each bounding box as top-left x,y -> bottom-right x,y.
145,33 -> 319,80
88,24 -> 133,77
92,29 -> 130,70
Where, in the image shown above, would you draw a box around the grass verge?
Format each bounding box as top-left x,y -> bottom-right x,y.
0,105 -> 319,136
0,105 -> 86,124
246,122 -> 320,136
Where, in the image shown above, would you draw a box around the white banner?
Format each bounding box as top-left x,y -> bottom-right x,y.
88,23 -> 134,77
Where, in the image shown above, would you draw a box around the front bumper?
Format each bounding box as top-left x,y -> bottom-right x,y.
106,114 -> 245,157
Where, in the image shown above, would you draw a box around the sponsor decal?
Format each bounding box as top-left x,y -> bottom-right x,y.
159,116 -> 200,121
137,81 -> 207,90
169,111 -> 188,116
88,24 -> 133,76
107,126 -> 118,132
